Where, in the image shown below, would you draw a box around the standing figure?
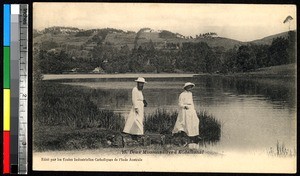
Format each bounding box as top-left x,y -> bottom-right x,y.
123,77 -> 147,139
172,82 -> 199,149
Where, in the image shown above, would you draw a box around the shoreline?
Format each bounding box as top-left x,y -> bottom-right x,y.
42,64 -> 296,80
42,72 -> 295,80
43,73 -> 198,80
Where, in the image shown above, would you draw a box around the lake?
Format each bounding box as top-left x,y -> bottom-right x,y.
51,74 -> 296,153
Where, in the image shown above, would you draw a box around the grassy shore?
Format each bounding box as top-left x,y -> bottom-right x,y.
43,73 -> 197,80
193,64 -> 296,78
229,64 -> 295,78
33,82 -> 221,151
43,64 -> 296,81
145,109 -> 221,143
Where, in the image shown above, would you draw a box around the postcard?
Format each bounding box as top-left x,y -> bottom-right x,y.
32,3 -> 296,173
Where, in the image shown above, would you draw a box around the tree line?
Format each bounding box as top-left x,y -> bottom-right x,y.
34,31 -> 295,74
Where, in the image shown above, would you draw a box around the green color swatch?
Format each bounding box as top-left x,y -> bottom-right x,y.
4,47 -> 10,88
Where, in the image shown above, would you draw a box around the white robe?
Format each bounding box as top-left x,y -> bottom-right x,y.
123,87 -> 144,135
172,90 -> 199,137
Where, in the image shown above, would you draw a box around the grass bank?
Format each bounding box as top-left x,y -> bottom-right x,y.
194,64 -> 296,78
33,82 -> 125,130
43,73 -> 197,80
33,81 -> 221,151
230,64 -> 296,78
145,109 -> 221,143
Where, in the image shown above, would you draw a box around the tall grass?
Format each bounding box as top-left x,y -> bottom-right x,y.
144,109 -> 178,134
33,81 -> 125,131
199,111 -> 221,143
144,109 -> 221,143
267,141 -> 296,157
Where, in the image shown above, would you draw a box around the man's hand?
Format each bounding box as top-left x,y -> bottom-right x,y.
135,108 -> 139,114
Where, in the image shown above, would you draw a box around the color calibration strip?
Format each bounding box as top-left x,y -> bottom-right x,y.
3,4 -> 28,174
3,4 -> 11,174
11,4 -> 20,174
18,4 -> 29,174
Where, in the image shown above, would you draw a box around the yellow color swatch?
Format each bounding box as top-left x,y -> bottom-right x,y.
4,89 -> 10,131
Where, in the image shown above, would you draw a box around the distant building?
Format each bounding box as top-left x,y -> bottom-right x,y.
44,27 -> 82,34
92,67 -> 105,73
71,68 -> 79,72
176,34 -> 185,39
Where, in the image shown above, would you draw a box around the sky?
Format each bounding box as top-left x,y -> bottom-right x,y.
33,3 -> 296,42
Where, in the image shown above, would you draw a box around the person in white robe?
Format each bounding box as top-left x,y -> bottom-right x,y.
172,82 -> 200,149
123,77 -> 147,137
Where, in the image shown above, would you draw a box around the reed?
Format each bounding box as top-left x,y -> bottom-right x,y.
33,82 -> 125,131
267,141 -> 296,157
144,109 -> 221,143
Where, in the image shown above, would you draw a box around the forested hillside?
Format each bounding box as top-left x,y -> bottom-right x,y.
33,27 -> 295,74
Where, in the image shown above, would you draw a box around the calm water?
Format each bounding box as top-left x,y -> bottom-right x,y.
60,76 -> 296,153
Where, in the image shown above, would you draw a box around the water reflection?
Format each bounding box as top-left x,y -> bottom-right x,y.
59,76 -> 296,152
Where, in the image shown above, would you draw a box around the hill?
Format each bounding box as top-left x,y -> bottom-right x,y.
192,37 -> 242,50
34,27 -> 294,52
104,32 -> 136,50
33,27 -> 246,52
33,27 -> 295,74
249,31 -> 293,45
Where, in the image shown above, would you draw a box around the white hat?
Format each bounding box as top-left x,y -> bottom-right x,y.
183,82 -> 195,89
135,77 -> 147,83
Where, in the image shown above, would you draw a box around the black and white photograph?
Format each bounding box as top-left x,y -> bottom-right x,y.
32,3 -> 296,173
